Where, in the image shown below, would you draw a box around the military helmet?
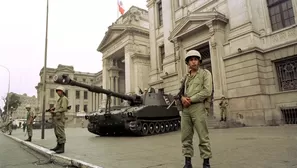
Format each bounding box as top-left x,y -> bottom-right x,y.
185,50 -> 202,64
25,104 -> 31,109
56,86 -> 65,93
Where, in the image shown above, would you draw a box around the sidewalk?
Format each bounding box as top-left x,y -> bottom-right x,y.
0,133 -> 63,168
5,126 -> 297,168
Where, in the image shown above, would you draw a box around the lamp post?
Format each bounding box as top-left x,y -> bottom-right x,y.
41,0 -> 49,139
0,65 -> 11,119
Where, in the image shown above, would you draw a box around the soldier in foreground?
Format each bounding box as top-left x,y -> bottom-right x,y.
180,50 -> 213,168
219,96 -> 228,122
25,105 -> 34,142
49,86 -> 69,154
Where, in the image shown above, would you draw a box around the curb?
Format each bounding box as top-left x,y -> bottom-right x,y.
2,133 -> 103,168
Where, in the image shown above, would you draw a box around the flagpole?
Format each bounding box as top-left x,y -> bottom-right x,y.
41,0 -> 49,139
117,0 -> 119,18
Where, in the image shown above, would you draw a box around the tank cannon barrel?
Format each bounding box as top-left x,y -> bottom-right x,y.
53,74 -> 136,102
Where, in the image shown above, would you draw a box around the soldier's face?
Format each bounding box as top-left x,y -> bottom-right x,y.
56,90 -> 63,96
188,57 -> 200,70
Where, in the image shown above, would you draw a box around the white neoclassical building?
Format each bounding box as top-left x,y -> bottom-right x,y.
98,0 -> 297,126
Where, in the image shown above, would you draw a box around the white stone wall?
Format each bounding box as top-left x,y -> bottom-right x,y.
145,0 -> 297,126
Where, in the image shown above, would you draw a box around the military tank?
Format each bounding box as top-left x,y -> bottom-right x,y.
53,74 -> 180,136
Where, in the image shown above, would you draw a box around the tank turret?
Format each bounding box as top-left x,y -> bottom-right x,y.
53,74 -> 180,136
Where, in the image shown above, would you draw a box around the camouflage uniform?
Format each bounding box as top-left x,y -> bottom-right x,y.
181,50 -> 213,168
219,97 -> 228,121
25,105 -> 34,142
50,86 -> 69,154
7,117 -> 13,135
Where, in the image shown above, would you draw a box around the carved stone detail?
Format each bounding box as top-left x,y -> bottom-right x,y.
129,8 -> 141,23
211,42 -> 217,49
206,21 -> 215,36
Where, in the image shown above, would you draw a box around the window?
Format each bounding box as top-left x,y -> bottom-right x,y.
84,91 -> 88,99
50,89 -> 55,98
75,105 -> 80,112
267,0 -> 295,31
275,55 -> 297,91
76,90 -> 80,99
157,1 -> 163,26
159,45 -> 165,70
65,90 -> 68,97
84,105 -> 88,112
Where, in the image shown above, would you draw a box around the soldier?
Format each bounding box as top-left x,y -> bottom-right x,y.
180,50 -> 213,168
219,96 -> 228,122
23,122 -> 26,132
7,117 -> 13,135
49,86 -> 69,154
25,105 -> 34,142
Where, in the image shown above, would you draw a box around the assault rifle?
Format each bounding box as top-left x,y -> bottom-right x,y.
45,105 -> 71,112
32,106 -> 71,120
167,78 -> 187,111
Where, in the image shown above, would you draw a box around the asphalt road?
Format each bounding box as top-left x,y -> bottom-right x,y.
9,126 -> 297,168
0,133 -> 66,168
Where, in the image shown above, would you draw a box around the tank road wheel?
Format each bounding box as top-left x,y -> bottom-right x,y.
173,120 -> 179,130
169,121 -> 174,131
148,123 -> 155,134
160,122 -> 166,133
154,122 -> 161,134
141,123 -> 149,135
165,121 -> 170,132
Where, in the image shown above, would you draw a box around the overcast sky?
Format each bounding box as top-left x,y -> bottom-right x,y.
0,0 -> 147,108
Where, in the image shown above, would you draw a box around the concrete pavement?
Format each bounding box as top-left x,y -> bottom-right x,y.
0,133 -> 64,168
5,125 -> 297,168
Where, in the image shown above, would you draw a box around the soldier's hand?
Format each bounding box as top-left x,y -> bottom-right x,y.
181,96 -> 191,107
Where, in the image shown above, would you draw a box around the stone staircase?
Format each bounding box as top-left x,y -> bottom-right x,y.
207,116 -> 219,129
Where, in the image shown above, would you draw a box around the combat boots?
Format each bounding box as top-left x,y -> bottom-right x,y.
25,136 -> 31,142
203,158 -> 211,168
55,143 -> 65,154
183,157 -> 192,168
50,143 -> 59,151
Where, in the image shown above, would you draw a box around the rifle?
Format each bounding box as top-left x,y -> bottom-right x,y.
33,106 -> 71,120
167,77 -> 187,111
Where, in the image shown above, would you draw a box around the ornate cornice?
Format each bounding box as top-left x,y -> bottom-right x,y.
168,11 -> 228,41
98,25 -> 149,52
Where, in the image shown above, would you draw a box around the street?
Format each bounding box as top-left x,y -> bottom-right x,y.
0,133 -> 65,168
7,125 -> 297,168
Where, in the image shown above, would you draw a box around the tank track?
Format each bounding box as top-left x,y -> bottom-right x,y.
88,118 -> 181,136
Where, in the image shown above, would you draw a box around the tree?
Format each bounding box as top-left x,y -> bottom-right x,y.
1,93 -> 22,121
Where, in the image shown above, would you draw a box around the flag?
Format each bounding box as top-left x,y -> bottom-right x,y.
117,0 -> 125,15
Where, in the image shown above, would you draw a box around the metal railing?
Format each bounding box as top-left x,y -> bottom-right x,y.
280,106 -> 297,124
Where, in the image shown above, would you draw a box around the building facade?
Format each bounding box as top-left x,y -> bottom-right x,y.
99,0 -> 297,126
35,64 -> 102,123
145,0 -> 297,126
97,6 -> 151,106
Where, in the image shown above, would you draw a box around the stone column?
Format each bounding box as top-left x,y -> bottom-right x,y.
147,1 -> 158,81
132,54 -> 150,93
173,39 -> 184,79
206,20 -> 228,118
114,76 -> 120,105
101,58 -> 110,107
206,21 -> 227,98
109,75 -> 114,105
162,0 -> 175,58
124,44 -> 135,94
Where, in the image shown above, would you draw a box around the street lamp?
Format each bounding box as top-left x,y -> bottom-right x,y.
41,0 -> 49,139
0,64 -> 11,119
